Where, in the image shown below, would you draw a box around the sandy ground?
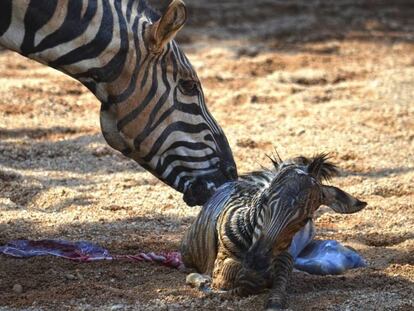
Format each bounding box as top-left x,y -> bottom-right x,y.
0,1 -> 413,310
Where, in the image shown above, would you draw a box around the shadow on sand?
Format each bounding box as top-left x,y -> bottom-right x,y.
0,214 -> 412,309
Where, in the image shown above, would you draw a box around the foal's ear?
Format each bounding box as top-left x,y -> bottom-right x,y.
150,0 -> 187,53
321,185 -> 367,214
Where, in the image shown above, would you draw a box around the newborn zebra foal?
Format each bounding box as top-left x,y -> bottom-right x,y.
181,154 -> 367,310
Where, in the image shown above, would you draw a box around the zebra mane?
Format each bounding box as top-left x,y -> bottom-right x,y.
138,0 -> 161,22
307,153 -> 339,181
266,152 -> 339,182
265,148 -> 283,169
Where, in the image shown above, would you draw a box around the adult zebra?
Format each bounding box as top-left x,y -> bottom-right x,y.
0,0 -> 237,206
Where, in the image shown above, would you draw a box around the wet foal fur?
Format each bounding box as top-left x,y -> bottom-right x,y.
181,154 -> 367,310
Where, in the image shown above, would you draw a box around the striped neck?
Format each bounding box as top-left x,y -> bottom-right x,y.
0,0 -> 238,205
0,0 -> 154,103
217,177 -> 270,256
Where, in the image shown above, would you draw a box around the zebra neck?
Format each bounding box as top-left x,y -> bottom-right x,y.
245,197 -> 264,239
220,194 -> 263,256
0,0 -> 150,103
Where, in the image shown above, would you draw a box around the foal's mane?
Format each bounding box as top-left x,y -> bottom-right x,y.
266,152 -> 339,182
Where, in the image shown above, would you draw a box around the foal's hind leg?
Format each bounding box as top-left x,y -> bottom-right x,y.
265,251 -> 294,310
212,254 -> 242,291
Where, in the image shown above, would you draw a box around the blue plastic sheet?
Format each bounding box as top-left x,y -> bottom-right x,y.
289,223 -> 366,275
294,240 -> 366,275
289,220 -> 316,258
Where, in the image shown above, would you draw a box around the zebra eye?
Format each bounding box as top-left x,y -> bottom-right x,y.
179,79 -> 199,96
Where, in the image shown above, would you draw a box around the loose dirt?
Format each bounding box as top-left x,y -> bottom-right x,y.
0,1 -> 413,310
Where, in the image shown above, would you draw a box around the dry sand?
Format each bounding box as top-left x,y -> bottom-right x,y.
0,1 -> 413,310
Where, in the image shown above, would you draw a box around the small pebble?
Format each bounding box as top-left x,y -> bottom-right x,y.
251,95 -> 259,103
296,129 -> 306,136
76,272 -> 83,280
168,303 -> 181,310
110,304 -> 125,311
185,273 -> 211,289
65,273 -> 76,280
237,46 -> 259,57
13,284 -> 23,294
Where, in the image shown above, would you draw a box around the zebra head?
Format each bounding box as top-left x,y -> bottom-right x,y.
99,0 -> 237,206
236,154 -> 366,292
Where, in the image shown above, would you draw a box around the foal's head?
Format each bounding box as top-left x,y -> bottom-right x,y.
237,154 -> 366,294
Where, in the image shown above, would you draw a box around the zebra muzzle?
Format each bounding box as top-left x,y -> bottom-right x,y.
183,178 -> 215,206
182,169 -> 234,206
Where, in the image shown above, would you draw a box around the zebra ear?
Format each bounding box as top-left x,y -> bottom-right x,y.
321,185 -> 367,214
150,0 -> 187,53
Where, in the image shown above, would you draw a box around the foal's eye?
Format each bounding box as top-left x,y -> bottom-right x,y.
179,79 -> 199,96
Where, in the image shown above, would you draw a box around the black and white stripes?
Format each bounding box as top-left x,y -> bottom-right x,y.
181,154 -> 366,308
0,0 -> 237,206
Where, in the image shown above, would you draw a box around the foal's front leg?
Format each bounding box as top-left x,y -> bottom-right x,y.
265,251 -> 294,310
